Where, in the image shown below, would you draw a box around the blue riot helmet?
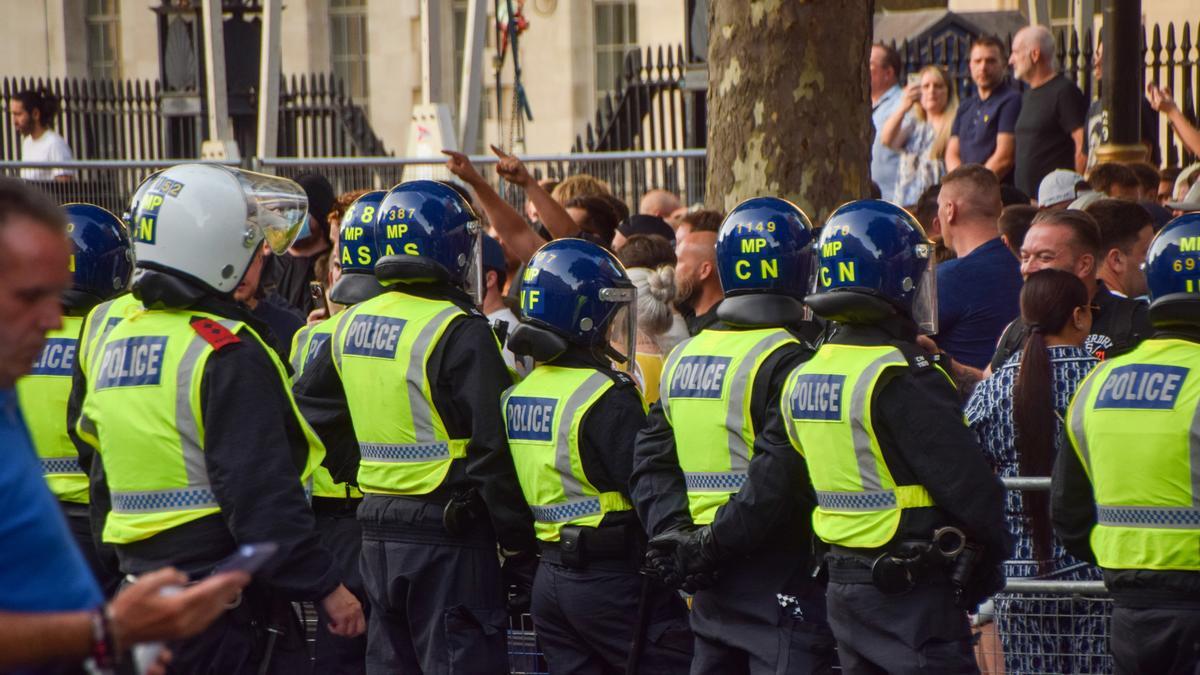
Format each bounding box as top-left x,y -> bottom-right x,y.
374,180 -> 483,301
807,200 -> 938,334
329,190 -> 386,305
508,238 -> 638,364
714,197 -> 816,326
63,203 -> 134,309
1144,213 -> 1200,327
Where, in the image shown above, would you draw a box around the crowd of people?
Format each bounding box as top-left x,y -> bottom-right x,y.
3,21 -> 1200,675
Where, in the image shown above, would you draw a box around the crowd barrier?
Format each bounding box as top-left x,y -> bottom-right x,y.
0,149 -> 708,218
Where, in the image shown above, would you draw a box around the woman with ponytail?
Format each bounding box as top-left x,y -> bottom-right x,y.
966,268 -> 1109,673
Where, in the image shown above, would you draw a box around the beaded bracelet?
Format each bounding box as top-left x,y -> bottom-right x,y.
88,605 -> 117,669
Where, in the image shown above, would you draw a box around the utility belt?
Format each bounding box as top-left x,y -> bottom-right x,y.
538,524 -> 634,570
311,495 -> 363,516
359,489 -> 494,546
827,527 -> 981,598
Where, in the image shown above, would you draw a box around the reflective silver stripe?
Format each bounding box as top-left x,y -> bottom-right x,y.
41,458 -> 83,474
530,497 -> 603,523
1068,366 -> 1103,473
684,471 -> 746,491
1097,505 -> 1200,529
290,324 -> 314,374
848,351 -> 907,491
406,307 -> 461,443
81,298 -> 118,375
723,331 -> 795,475
331,306 -> 354,375
177,324 -> 230,488
360,441 -> 452,462
555,372 -> 612,500
658,337 -> 693,421
78,412 -> 98,443
110,487 -> 219,513
816,489 -> 898,511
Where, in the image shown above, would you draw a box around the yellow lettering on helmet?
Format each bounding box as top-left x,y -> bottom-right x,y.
68,254 -> 75,273
761,258 -> 778,279
838,261 -> 856,282
819,266 -> 832,287
735,259 -> 751,280
1181,237 -> 1200,253
521,288 -> 540,309
357,246 -> 371,265
136,216 -> 155,243
740,238 -> 766,253
404,242 -> 419,256
140,194 -> 163,210
386,223 -> 408,239
821,241 -> 842,257
383,244 -> 397,256
341,246 -> 352,265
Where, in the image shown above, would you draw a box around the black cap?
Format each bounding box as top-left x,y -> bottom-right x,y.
618,214 -> 674,241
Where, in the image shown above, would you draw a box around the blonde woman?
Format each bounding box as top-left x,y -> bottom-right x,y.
881,65 -> 959,206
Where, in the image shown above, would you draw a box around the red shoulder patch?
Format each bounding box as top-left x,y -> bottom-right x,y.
190,318 -> 241,350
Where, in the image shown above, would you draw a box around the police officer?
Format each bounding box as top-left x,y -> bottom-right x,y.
631,197 -> 835,673
289,190 -> 385,675
1054,212 -> 1200,674
71,164 -> 365,674
294,180 -> 538,674
501,238 -> 692,673
16,203 -> 130,596
766,200 -> 1010,673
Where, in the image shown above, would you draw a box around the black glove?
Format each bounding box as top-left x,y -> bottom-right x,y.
647,525 -> 722,593
958,560 -> 1005,612
501,550 -> 538,613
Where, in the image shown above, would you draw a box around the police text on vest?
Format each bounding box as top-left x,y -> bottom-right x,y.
1094,364 -> 1188,410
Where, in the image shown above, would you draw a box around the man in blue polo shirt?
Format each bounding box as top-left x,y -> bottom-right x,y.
933,165 -> 1024,371
870,43 -> 904,202
947,35 -> 1022,184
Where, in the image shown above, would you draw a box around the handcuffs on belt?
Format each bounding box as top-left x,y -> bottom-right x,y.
870,526 -> 973,594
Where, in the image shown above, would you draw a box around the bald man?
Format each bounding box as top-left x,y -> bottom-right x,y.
674,230 -> 724,335
640,189 -> 682,220
1010,25 -> 1087,197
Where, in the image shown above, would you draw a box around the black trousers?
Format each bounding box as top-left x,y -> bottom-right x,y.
60,502 -> 121,597
689,551 -> 836,675
530,560 -> 692,674
826,580 -> 977,675
359,499 -> 508,675
1111,604 -> 1200,674
313,501 -> 367,675
164,586 -> 311,675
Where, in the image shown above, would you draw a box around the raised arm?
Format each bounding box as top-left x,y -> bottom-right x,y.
490,145 -> 581,241
443,150 -> 545,262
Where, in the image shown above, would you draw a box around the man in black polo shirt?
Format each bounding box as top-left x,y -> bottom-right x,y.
1010,26 -> 1088,198
946,35 -> 1022,183
989,209 -> 1151,370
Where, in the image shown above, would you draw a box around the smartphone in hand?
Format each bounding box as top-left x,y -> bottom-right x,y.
212,542 -> 280,576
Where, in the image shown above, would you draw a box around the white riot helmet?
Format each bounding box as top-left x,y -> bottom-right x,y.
127,164 -> 308,294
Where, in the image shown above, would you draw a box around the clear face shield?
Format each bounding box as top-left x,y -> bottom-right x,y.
462,221 -> 484,305
909,241 -> 939,335
234,169 -> 309,255
600,286 -> 638,369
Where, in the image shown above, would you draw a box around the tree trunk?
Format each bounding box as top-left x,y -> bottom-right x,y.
705,0 -> 875,222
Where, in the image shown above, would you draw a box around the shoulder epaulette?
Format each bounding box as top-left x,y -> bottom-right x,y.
190,317 -> 241,351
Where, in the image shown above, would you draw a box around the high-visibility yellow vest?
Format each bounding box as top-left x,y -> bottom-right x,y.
331,292 -> 470,495
77,293 -> 142,379
504,365 -> 636,542
782,344 -> 936,549
659,328 -> 799,525
78,308 -> 325,544
1066,337 -> 1200,571
290,317 -> 362,499
15,315 -> 88,503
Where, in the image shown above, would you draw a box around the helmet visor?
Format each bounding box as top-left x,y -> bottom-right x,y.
910,242 -> 938,335
235,169 -> 309,255
462,223 -> 484,305
602,286 -> 639,369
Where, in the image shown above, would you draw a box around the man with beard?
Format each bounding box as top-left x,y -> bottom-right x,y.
674,230 -> 724,335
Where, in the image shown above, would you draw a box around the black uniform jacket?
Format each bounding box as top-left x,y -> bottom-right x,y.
629,320 -> 820,558
69,291 -> 341,601
805,322 -> 1012,569
1052,327 -> 1200,604
293,283 -> 538,554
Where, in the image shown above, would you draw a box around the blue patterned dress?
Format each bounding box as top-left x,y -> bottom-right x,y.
965,346 -> 1112,674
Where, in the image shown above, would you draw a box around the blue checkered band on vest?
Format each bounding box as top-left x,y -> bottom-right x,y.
1097,505 -> 1200,528
360,441 -> 451,462
41,458 -> 83,474
684,472 -> 747,491
530,498 -> 603,523
111,487 -> 219,513
816,490 -> 898,511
